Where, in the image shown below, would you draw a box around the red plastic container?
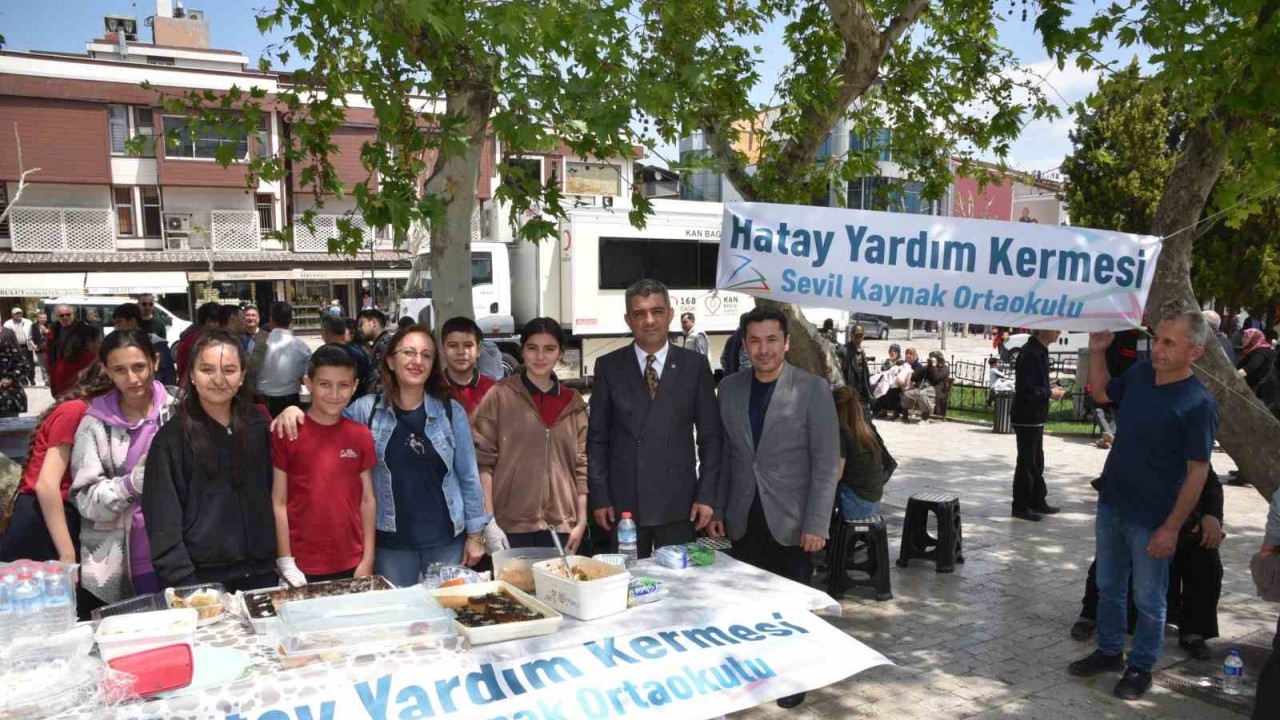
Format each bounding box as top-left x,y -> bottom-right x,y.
106,643 -> 195,697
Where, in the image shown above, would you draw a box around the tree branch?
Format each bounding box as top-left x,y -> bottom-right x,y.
0,123 -> 41,227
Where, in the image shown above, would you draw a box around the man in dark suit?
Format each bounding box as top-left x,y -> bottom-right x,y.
588,279 -> 722,558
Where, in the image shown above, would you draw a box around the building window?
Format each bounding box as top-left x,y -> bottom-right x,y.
114,188 -> 135,236
141,187 -> 162,237
847,177 -> 934,214
162,116 -> 249,161
255,116 -> 270,159
564,162 -> 620,196
851,128 -> 892,163
599,237 -> 718,290
679,149 -> 722,203
135,109 -> 156,158
108,106 -> 129,154
0,184 -> 9,238
255,193 -> 275,233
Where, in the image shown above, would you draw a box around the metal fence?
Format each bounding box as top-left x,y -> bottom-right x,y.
943,352 -> 1092,426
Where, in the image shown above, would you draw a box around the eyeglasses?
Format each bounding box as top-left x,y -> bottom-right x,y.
393,348 -> 433,362
57,313 -> 72,318
138,302 -> 154,307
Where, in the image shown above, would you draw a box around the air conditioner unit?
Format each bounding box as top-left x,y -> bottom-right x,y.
165,213 -> 193,233
186,9 -> 205,21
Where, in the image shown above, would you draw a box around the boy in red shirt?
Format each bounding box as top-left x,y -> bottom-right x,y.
441,316 -> 496,419
272,345 -> 376,584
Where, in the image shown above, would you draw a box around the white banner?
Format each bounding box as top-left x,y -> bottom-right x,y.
111,603 -> 886,720
718,203 -> 1163,331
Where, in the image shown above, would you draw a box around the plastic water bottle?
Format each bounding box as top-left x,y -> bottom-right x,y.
42,563 -> 76,633
10,567 -> 45,638
0,571 -> 14,649
617,512 -> 638,567
1223,649 -> 1244,695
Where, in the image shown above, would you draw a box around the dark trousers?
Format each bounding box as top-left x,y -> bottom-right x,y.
604,519 -> 695,560
1254,615 -> 1280,720
0,493 -> 80,562
732,493 -> 813,586
19,348 -> 34,384
1079,542 -> 1222,639
264,393 -> 302,418
1012,424 -> 1047,512
507,531 -> 571,550
872,388 -> 903,416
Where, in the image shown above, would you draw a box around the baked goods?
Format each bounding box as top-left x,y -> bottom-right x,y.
244,576 -> 393,619
448,590 -> 548,627
166,587 -> 224,621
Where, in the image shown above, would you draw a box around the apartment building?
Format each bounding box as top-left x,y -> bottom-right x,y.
0,1 -> 501,329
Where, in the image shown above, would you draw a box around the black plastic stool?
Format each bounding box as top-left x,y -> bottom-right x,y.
827,510 -> 893,600
896,492 -> 964,573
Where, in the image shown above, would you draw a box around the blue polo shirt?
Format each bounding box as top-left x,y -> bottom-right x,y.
1099,361 -> 1218,529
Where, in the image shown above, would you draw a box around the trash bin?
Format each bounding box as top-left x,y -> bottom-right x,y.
993,392 -> 1014,434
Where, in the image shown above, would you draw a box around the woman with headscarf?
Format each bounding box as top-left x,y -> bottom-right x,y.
1237,328 -> 1277,392
872,344 -> 910,419
0,328 -> 30,415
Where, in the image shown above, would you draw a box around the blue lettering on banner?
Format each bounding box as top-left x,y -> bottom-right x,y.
729,215 -> 835,267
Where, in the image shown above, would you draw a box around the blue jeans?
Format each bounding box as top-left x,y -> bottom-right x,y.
1095,502 -> 1171,672
839,485 -> 882,519
375,536 -> 466,587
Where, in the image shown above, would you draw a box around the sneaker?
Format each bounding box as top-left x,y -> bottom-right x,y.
1113,667 -> 1152,700
1070,617 -> 1096,641
1068,650 -> 1125,677
1012,508 -> 1043,522
776,692 -> 806,709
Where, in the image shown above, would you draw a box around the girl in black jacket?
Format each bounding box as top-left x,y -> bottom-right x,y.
143,330 -> 278,591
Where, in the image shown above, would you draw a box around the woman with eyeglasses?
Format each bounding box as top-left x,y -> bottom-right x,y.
143,331 -> 277,591
275,324 -> 490,587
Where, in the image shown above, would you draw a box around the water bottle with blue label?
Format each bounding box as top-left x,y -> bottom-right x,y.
617,512 -> 638,567
1223,649 -> 1244,695
0,570 -> 14,650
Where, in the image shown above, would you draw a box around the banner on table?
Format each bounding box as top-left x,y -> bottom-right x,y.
717,202 -> 1163,331
184,604 -> 886,720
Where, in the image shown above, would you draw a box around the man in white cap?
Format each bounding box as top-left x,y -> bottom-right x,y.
3,308 -> 34,385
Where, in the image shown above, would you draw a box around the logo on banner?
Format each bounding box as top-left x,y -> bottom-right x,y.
704,295 -> 723,315
720,254 -> 770,292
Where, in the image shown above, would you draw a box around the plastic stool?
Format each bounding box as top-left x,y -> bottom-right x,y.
826,510 -> 893,600
896,492 -> 965,573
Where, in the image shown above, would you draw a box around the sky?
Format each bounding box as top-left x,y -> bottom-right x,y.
0,0 -> 1140,175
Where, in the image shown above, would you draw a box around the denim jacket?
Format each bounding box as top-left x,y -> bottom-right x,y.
343,393 -> 491,536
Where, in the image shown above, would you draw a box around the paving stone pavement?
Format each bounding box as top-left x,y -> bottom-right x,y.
730,417 -> 1275,720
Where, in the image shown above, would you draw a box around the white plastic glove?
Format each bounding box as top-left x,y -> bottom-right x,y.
482,521 -> 510,555
276,556 -> 308,587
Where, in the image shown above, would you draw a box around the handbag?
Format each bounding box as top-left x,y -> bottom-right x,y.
871,424 -> 897,484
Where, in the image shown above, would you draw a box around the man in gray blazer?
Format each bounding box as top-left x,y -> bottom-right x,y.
588,279 -> 722,557
711,306 -> 839,707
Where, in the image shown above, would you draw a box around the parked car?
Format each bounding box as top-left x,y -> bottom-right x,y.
1000,331 -> 1087,363
845,313 -> 892,341
41,296 -> 192,338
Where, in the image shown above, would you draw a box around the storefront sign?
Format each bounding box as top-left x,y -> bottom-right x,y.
187,270 -> 286,282
120,604 -> 885,720
718,202 -> 1163,331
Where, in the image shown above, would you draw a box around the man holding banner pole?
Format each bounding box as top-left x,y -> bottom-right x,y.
710,306 -> 841,711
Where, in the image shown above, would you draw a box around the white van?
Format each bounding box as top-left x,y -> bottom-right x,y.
42,296 -> 192,338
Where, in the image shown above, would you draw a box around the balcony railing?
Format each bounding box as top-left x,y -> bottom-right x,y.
9,206 -> 116,252
292,214 -> 379,253
162,211 -> 262,252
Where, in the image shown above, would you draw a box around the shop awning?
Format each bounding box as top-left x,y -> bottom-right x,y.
364,269 -> 411,279
84,271 -> 190,296
0,272 -> 86,297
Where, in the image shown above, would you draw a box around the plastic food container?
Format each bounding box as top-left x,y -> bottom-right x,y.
240,575 -> 395,634
273,585 -> 456,669
592,553 -> 627,568
90,592 -> 168,627
95,607 -> 197,662
106,643 -> 195,697
532,555 -> 630,620
431,580 -> 562,645
165,583 -> 229,626
492,548 -> 561,592
0,656 -> 101,718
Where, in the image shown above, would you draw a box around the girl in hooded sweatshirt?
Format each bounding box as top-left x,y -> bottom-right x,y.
69,329 -> 176,612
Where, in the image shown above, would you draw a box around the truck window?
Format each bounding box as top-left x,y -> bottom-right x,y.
472,252 -> 493,286
598,237 -> 718,290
